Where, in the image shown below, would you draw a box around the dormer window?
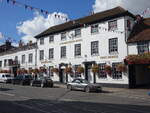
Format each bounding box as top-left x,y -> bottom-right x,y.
75,28 -> 81,37
40,38 -> 44,45
91,24 -> 99,34
49,35 -> 54,43
61,32 -> 66,40
108,20 -> 117,31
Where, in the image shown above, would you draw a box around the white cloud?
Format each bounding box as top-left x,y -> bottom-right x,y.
0,32 -> 4,39
17,12 -> 68,43
93,0 -> 150,17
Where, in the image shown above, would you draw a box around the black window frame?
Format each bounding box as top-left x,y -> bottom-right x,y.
109,38 -> 118,54
28,53 -> 33,63
112,63 -> 122,79
108,20 -> 118,31
98,63 -> 107,79
39,50 -> 44,61
137,41 -> 149,54
91,41 -> 99,55
61,46 -> 66,58
91,24 -> 99,34
49,35 -> 54,43
74,44 -> 81,57
0,61 -> 2,67
49,48 -> 54,59
75,28 -> 81,37
22,55 -> 25,64
40,38 -> 44,45
61,32 -> 66,41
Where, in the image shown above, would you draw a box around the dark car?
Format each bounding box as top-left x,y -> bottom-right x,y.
12,74 -> 33,85
30,76 -> 53,88
67,78 -> 102,93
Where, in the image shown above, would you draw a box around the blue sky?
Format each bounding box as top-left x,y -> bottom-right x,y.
0,0 -> 150,45
0,0 -> 94,44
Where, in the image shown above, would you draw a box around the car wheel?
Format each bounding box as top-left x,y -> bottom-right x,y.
20,81 -> 24,85
67,85 -> 72,90
41,83 -> 44,88
30,82 -> 33,86
85,86 -> 90,93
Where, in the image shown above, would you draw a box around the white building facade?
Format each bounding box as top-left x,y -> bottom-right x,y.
35,7 -> 136,87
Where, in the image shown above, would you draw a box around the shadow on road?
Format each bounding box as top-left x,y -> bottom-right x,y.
0,98 -> 150,113
0,88 -> 13,91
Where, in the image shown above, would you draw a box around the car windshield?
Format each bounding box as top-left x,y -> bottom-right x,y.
80,79 -> 89,84
25,75 -> 32,79
5,75 -> 11,77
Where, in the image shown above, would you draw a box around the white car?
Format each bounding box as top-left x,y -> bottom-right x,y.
67,78 -> 102,93
0,73 -> 13,83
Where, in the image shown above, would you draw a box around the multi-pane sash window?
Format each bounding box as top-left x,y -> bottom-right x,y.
108,20 -> 117,30
4,59 -> 7,67
0,61 -> 2,67
61,46 -> 66,58
112,63 -> 122,79
98,63 -> 107,78
49,35 -> 54,43
40,38 -> 44,45
137,41 -> 149,54
91,41 -> 99,55
49,48 -> 54,59
75,44 -> 81,57
61,32 -> 66,40
109,38 -> 118,54
91,24 -> 99,33
75,28 -> 81,37
28,53 -> 33,63
22,55 -> 25,64
39,50 -> 44,60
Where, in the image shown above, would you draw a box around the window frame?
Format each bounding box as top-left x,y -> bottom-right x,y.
108,20 -> 118,31
39,50 -> 44,61
49,35 -> 54,43
91,41 -> 99,56
61,46 -> 66,58
49,48 -> 54,59
75,28 -> 81,37
137,41 -> 149,54
98,63 -> 107,79
74,44 -> 81,57
28,53 -> 33,63
112,63 -> 122,79
22,55 -> 25,64
91,24 -> 99,34
40,38 -> 44,45
109,38 -> 118,54
61,32 -> 66,41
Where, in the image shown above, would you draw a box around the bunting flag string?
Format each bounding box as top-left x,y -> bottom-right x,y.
141,8 -> 150,17
1,0 -> 68,21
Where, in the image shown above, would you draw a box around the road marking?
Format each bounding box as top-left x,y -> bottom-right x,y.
0,92 -> 15,96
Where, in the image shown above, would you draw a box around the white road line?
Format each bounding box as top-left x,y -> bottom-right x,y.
0,92 -> 15,96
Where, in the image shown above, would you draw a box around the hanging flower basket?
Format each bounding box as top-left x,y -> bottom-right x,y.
104,65 -> 112,75
51,68 -> 59,73
65,67 -> 72,74
77,66 -> 84,74
125,52 -> 150,64
33,68 -> 39,74
116,64 -> 127,72
91,65 -> 99,74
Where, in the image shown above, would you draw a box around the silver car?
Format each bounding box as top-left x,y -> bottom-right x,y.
67,78 -> 102,92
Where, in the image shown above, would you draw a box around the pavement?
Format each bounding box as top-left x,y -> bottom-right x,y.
0,83 -> 150,113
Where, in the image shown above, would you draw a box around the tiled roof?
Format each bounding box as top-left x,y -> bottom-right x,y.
127,18 -> 150,43
35,6 -> 135,39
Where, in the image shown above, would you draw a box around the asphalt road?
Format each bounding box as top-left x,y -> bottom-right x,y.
0,84 -> 150,113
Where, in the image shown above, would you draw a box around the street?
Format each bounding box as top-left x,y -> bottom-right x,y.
0,84 -> 150,113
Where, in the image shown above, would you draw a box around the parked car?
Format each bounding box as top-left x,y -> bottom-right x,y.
67,78 -> 102,92
30,76 -> 53,88
12,74 -> 33,85
0,73 -> 13,83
